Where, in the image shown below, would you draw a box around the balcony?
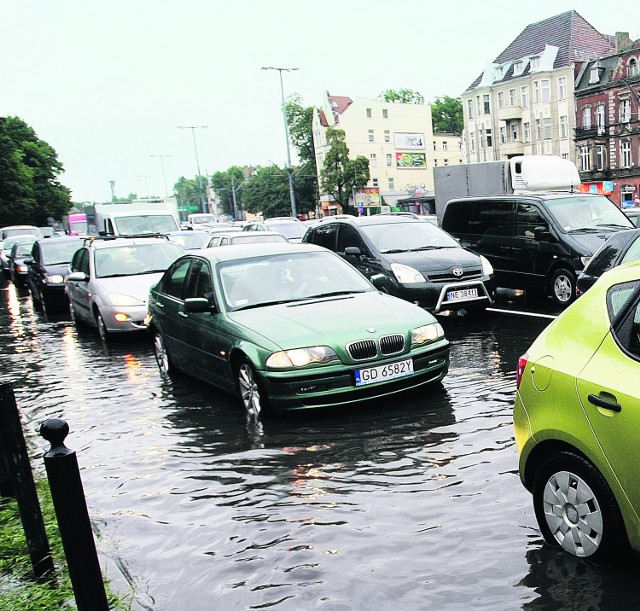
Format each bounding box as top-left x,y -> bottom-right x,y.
499,140 -> 525,156
497,106 -> 523,121
575,125 -> 607,139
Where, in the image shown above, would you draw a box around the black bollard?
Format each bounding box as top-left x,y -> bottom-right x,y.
0,384 -> 53,580
40,418 -> 109,611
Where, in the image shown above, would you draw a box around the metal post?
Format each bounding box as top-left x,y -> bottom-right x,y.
0,384 -> 54,580
231,176 -> 239,221
178,125 -> 208,213
150,154 -> 172,197
40,419 -> 109,611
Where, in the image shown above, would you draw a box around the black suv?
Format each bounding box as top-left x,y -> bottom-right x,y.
302,216 -> 495,314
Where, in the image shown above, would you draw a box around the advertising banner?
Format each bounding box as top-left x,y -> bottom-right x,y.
394,132 -> 425,149
396,152 -> 427,169
355,187 -> 380,207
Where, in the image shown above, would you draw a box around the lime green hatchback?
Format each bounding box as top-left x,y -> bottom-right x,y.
514,261 -> 640,564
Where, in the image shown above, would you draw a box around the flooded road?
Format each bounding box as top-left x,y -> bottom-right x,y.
2,281 -> 640,609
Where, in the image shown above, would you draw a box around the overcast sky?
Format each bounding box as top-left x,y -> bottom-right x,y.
2,1 -> 638,203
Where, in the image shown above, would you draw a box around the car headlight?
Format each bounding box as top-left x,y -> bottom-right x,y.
480,255 -> 494,276
45,274 -> 65,284
580,256 -> 592,268
108,293 -> 146,307
390,263 -> 426,284
412,323 -> 444,345
266,346 -> 338,368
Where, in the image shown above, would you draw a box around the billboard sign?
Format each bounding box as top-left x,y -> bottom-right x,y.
394,132 -> 425,149
396,152 -> 427,169
355,187 -> 380,207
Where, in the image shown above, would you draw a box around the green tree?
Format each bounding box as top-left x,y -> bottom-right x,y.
210,166 -> 246,219
319,128 -> 369,215
431,96 -> 463,134
173,176 -> 201,215
379,88 -> 425,104
0,116 -> 71,226
241,165 -> 291,218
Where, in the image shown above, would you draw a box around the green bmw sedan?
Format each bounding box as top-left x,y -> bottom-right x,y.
148,242 -> 449,413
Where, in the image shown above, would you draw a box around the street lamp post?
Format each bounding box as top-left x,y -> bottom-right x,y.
150,154 -> 172,198
178,125 -> 208,213
136,175 -> 154,199
261,66 -> 298,219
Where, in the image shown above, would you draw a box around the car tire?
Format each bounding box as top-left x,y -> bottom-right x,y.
153,331 -> 173,378
532,451 -> 629,565
69,301 -> 86,330
549,268 -> 576,306
235,357 -> 267,417
96,311 -> 109,342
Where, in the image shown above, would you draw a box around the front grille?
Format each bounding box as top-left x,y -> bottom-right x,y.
348,339 -> 377,360
429,268 -> 482,282
379,334 -> 404,355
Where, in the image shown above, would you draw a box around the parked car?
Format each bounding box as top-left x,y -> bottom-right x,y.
166,230 -> 211,251
8,240 -> 38,287
623,208 -> 640,228
242,218 -> 307,242
577,228 -> 640,295
26,236 -> 84,309
514,261 -> 640,563
206,231 -> 288,248
0,225 -> 42,250
302,216 -> 495,314
66,236 -> 182,341
1,235 -> 38,278
441,194 -> 634,305
148,242 -> 450,413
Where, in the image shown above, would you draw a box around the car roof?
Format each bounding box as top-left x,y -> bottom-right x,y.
194,241 -> 326,263
1,224 -> 40,231
82,236 -> 173,249
312,215 -> 429,227
445,193 -> 607,204
599,259 -> 640,287
36,236 -> 84,245
212,230 -> 285,239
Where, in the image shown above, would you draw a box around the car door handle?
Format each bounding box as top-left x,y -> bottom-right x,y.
155,302 -> 165,309
178,311 -> 188,318
588,393 -> 621,413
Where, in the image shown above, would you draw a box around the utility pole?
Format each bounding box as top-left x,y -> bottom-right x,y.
178,125 -> 208,213
150,154 -> 172,197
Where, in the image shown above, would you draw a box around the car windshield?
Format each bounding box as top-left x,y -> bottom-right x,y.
169,232 -> 210,250
2,236 -> 35,254
190,215 -> 216,225
219,250 -> 374,310
95,242 -> 182,278
14,242 -> 35,257
42,240 -> 82,265
266,222 -> 306,240
546,196 -> 634,232
230,234 -> 287,245
114,215 -> 179,235
360,221 -> 459,253
2,228 -> 40,240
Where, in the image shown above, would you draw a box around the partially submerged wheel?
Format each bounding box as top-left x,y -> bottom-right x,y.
153,331 -> 172,378
549,268 -> 575,306
235,357 -> 264,417
533,451 -> 628,564
96,311 -> 109,342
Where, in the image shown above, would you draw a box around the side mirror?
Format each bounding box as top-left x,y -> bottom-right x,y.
534,226 -> 554,242
23,257 -> 34,265
66,271 -> 88,282
370,273 -> 387,289
184,297 -> 215,313
344,246 -> 361,258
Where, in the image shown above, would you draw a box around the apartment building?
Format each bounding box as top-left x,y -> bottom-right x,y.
462,11 -> 614,165
574,33 -> 640,206
312,91 -> 461,213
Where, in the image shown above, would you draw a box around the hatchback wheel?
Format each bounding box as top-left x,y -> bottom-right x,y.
550,268 -> 575,306
153,332 -> 172,378
533,451 -> 628,564
96,311 -> 109,342
69,302 -> 85,329
236,357 -> 265,417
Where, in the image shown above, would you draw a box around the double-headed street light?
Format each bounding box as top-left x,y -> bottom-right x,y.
261,66 -> 298,219
178,125 -> 208,213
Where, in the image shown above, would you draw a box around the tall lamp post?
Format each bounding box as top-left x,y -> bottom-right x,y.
150,154 -> 172,198
178,125 -> 208,213
136,175 -> 154,199
261,66 -> 298,219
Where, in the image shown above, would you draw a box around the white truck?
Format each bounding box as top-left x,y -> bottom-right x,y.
87,198 -> 180,237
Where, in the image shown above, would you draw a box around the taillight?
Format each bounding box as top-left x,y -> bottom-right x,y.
516,353 -> 528,390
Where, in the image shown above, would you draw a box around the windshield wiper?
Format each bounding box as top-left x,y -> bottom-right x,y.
307,290 -> 363,299
233,298 -> 307,311
410,245 -> 447,251
567,227 -> 601,233
380,248 -> 410,253
594,223 -> 633,229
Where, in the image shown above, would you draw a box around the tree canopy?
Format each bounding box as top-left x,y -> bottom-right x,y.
319,128 -> 369,214
379,88 -> 425,104
241,165 -> 292,218
0,116 -> 71,226
209,166 -> 247,219
431,96 -> 463,134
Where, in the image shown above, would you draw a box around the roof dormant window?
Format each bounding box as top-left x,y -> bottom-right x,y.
628,58 -> 638,77
589,65 -> 601,84
495,66 -> 503,80
530,56 -> 540,69
513,60 -> 523,75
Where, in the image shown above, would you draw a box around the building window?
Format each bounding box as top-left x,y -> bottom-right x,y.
370,153 -> 377,168
596,145 -> 606,170
388,177 -> 394,189
486,128 -> 493,147
433,140 -> 437,151
523,122 -> 530,143
382,109 -> 388,119
444,159 -> 449,166
558,76 -> 567,101
368,129 -> 374,142
543,118 -> 552,139
596,104 -> 606,134
509,88 -> 516,106
483,94 -> 490,114
530,56 -> 540,69
579,146 -> 590,171
467,99 -> 474,119
521,86 -> 529,107
434,159 -> 438,166
582,106 -> 592,129
500,125 -> 507,143
386,154 -> 392,166
476,95 -> 482,115
535,119 -> 541,140
533,81 -> 540,103
621,140 -> 632,167
629,58 -> 638,77
498,91 -> 505,108
366,108 -> 372,118
541,79 -> 550,103
372,177 -> 379,187
495,66 -> 503,80
511,122 -> 519,141
562,153 -> 569,159
384,130 -> 390,143
589,66 -> 600,84
442,141 -> 448,151
470,132 -> 476,152
513,60 -> 523,75
560,115 -> 568,139
621,98 -> 631,123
